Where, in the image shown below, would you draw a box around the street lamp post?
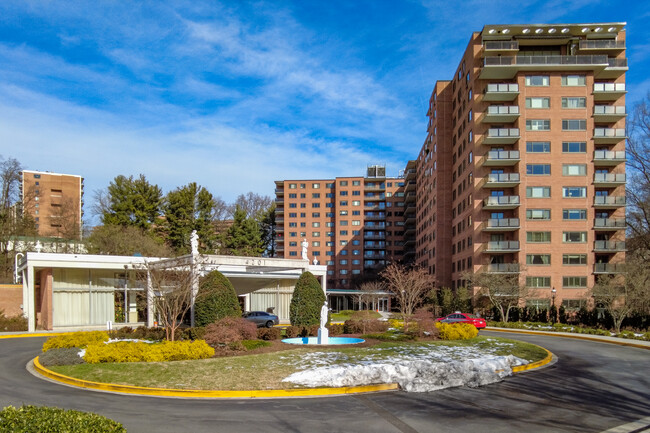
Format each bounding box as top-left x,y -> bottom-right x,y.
551,287 -> 557,324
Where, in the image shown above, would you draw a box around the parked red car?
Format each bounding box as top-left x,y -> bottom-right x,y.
436,312 -> 486,329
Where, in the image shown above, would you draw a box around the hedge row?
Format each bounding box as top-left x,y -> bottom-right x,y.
42,331 -> 109,352
0,405 -> 125,433
83,340 -> 214,363
435,322 -> 478,340
489,321 -> 650,341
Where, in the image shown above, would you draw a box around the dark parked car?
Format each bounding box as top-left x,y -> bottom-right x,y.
243,311 -> 279,328
436,312 -> 486,329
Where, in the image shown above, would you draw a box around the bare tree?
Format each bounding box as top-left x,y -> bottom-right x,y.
627,96 -> 650,252
355,280 -> 385,311
0,156 -> 22,211
380,262 -> 435,330
229,192 -> 273,219
591,253 -> 650,333
463,269 -> 531,323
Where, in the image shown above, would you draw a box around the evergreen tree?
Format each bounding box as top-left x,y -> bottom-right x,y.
101,174 -> 162,230
289,271 -> 325,326
194,270 -> 241,327
162,183 -> 217,254
221,206 -> 263,256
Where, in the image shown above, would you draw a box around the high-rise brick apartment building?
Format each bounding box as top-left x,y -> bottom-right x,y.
417,23 -> 627,310
274,165 -> 408,311
20,170 -> 84,239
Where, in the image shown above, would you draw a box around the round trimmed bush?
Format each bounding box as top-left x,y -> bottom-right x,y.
0,405 -> 126,432
289,271 -> 325,326
194,270 -> 241,327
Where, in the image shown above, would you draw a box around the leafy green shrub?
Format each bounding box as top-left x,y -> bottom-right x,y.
344,318 -> 389,334
327,323 -> 344,336
38,348 -> 85,367
435,322 -> 478,340
616,330 -> 636,339
289,271 -> 325,326
0,405 -> 125,432
241,340 -> 271,350
203,317 -> 257,346
194,270 -> 241,327
643,332 -> 650,341
257,327 -> 281,340
181,327 -> 206,341
0,310 -> 28,332
83,340 -> 214,363
42,331 -> 109,352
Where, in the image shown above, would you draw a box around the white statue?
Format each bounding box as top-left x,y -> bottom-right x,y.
190,230 -> 199,255
313,258 -> 319,265
34,240 -> 43,253
320,301 -> 328,329
301,238 -> 309,260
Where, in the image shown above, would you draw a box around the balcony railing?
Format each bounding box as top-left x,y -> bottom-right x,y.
594,105 -> 626,116
594,83 -> 626,93
485,173 -> 520,186
594,263 -> 625,274
483,83 -> 519,101
484,218 -> 520,230
594,240 -> 626,252
485,263 -> 520,273
594,150 -> 626,165
607,58 -> 628,68
364,234 -> 386,240
484,41 -> 519,51
483,195 -> 520,209
594,196 -> 626,207
482,106 -> 520,123
484,241 -> 520,252
594,128 -> 626,143
594,173 -> 626,184
485,55 -> 608,67
594,218 -> 626,229
486,105 -> 520,115
483,128 -> 520,144
579,40 -> 626,50
482,150 -> 520,166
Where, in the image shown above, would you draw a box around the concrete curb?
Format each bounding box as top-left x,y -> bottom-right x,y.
511,345 -> 554,373
0,333 -> 67,339
32,357 -> 399,398
486,327 -> 650,350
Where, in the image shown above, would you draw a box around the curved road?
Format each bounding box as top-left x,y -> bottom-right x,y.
0,332 -> 648,433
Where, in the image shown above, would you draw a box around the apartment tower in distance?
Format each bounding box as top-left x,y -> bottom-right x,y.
20,170 -> 84,239
274,165 -> 408,311
418,23 -> 627,310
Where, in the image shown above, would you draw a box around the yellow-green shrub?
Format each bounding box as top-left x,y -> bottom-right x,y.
435,322 -> 478,340
42,331 -> 109,352
388,319 -> 404,330
83,340 -> 215,364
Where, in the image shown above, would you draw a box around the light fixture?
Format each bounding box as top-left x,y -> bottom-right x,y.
522,28 -> 530,34
608,26 -> 617,32
561,28 -> 570,33
489,29 -> 496,34
548,28 -> 556,34
582,27 -> 589,33
502,29 -> 510,34
595,27 -> 603,32
535,28 -> 543,34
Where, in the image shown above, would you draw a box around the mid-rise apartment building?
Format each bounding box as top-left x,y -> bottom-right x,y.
417,23 -> 627,310
274,165 -> 407,310
20,170 -> 84,239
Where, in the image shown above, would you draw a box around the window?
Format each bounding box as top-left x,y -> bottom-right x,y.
352,210 -> 360,215
33,174 -> 41,178
527,186 -> 551,198
562,142 -> 586,153
312,212 -> 320,218
289,193 -> 297,198
340,259 -> 348,265
525,75 -> 549,86
340,191 -> 348,196
352,259 -> 361,265
526,254 -> 551,265
325,222 -> 334,227
527,164 -> 551,176
352,200 -> 360,206
563,254 -> 587,265
289,203 -> 297,208
352,190 -> 360,196
352,220 -> 361,226
340,230 -> 348,236
312,222 -> 320,227
326,193 -> 334,198
312,203 -> 320,208
562,75 -> 586,86
312,193 -> 320,198
352,180 -> 360,186
526,277 -> 551,288
312,232 -> 320,237
352,230 -> 361,235
340,201 -> 348,206
289,251 -> 297,256
289,222 -> 297,228
526,119 -> 550,131
340,249 -> 348,255
525,97 -> 550,108
326,183 -> 334,188
340,210 -> 348,216
289,212 -> 297,218
289,232 -> 297,237
312,241 -> 320,247
563,187 -> 586,198
527,232 -> 551,243
300,183 -> 306,189
563,231 -> 587,243
562,164 -> 586,176
563,209 -> 587,220
340,180 -> 348,186
526,209 -> 551,220
562,97 -> 586,109
289,241 -> 297,247
562,119 -> 586,131
340,270 -> 348,275
563,276 -> 587,288
526,141 -> 550,153
340,221 -> 348,226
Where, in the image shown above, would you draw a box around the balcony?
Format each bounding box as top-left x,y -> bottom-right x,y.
481,106 -> 520,123
364,233 -> 386,240
594,150 -> 626,166
480,55 -> 609,79
593,83 -> 626,101
364,252 -> 387,260
276,207 -> 284,214
480,150 -> 520,166
405,180 -> 416,192
594,263 -> 625,274
485,263 -> 520,273
275,188 -> 284,196
364,242 -> 386,250
594,240 -> 626,252
594,173 -> 626,186
275,199 -> 284,205
482,128 -> 520,145
598,58 -> 628,79
483,41 -> 519,54
484,241 -> 520,253
275,217 -> 284,224
483,218 -> 520,231
364,193 -> 385,202
364,223 -> 386,230
594,218 -> 626,231
593,105 -> 626,122
594,128 -> 626,144
594,196 -> 626,208
364,184 -> 385,191
404,214 -> 416,225
483,83 -> 519,102
483,195 -> 520,210
483,173 -> 520,188
578,40 -> 625,54
364,213 -> 386,220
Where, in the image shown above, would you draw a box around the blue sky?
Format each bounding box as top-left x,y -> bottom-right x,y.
0,1 -> 648,224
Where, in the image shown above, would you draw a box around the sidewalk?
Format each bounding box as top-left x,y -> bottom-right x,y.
485,327 -> 650,350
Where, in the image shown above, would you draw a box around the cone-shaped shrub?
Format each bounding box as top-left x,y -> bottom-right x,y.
194,270 -> 241,327
289,271 -> 325,326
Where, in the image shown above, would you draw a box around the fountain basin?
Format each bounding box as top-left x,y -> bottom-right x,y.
282,337 -> 365,345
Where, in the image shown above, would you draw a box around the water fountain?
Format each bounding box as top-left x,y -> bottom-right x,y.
282,301 -> 365,345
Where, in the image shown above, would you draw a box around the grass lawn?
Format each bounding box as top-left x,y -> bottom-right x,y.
330,310 -> 381,322
48,336 -> 547,391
